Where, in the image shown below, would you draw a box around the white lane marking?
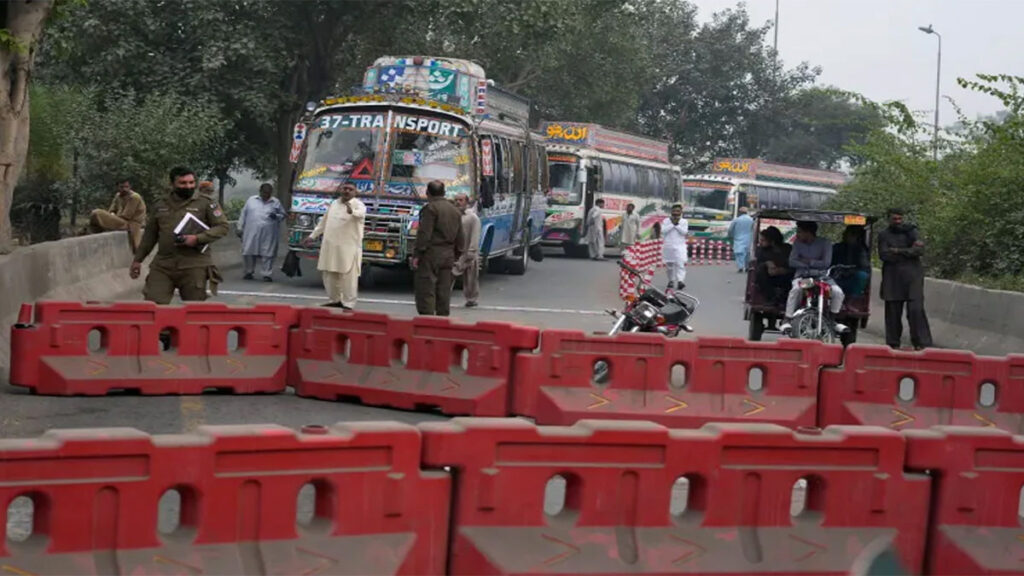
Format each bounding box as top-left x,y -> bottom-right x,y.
217,289 -> 608,316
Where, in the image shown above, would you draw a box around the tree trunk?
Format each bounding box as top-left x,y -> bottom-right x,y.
275,111 -> 296,210
0,0 -> 54,253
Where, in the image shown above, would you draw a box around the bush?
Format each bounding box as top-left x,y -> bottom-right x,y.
832,74 -> 1024,291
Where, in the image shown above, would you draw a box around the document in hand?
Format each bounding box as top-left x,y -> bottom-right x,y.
174,212 -> 210,253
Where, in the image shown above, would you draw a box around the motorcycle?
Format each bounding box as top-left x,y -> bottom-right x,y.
607,261 -> 699,337
785,264 -> 855,344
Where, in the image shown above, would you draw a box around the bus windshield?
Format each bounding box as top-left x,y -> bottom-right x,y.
683,180 -> 732,214
295,111 -> 386,193
387,113 -> 473,198
547,154 -> 580,205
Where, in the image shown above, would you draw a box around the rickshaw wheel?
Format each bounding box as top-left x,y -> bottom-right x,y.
748,312 -> 764,341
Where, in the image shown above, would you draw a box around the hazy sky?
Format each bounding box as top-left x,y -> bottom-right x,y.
694,0 -> 1023,122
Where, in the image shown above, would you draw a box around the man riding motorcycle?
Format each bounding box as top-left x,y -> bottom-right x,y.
780,221 -> 847,335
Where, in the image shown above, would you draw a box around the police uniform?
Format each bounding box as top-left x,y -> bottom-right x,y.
414,196 -> 465,316
133,191 -> 229,304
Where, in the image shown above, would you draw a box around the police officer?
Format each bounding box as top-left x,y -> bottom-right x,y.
130,166 -> 229,304
413,180 -> 465,316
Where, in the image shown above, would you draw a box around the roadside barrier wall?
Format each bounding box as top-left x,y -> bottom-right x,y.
10,301 -> 1024,437
288,308 -> 539,416
10,301 -> 297,395
8,420 -> 1004,575
511,331 -> 842,428
0,422 -> 449,575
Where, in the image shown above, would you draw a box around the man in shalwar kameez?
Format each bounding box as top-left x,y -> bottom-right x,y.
237,183 -> 286,281
304,182 -> 367,309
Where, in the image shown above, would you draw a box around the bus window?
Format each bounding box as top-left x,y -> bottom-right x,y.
655,171 -> 667,199
494,138 -> 508,196
620,164 -> 632,196
637,168 -> 650,198
510,141 -> 524,194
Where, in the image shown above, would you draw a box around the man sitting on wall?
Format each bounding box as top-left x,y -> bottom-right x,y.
89,177 -> 147,251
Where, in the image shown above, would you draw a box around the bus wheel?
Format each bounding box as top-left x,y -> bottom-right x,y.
507,233 -> 530,275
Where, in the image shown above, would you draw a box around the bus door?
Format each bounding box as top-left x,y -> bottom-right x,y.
583,161 -> 601,236
509,139 -> 527,247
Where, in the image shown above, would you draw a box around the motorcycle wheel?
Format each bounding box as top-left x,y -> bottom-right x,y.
791,310 -> 839,344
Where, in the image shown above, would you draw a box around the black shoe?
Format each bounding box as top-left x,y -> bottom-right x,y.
243,273 -> 254,280
465,301 -> 479,308
322,301 -> 342,308
666,282 -> 675,290
262,276 -> 273,283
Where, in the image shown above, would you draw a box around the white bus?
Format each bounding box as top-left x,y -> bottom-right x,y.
540,122 -> 682,257
682,158 -> 847,240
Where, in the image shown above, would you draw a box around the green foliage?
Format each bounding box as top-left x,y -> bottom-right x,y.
832,74 -> 1024,290
224,197 -> 247,221
18,85 -> 227,215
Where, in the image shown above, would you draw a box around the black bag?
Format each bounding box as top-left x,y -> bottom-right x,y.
281,250 -> 302,278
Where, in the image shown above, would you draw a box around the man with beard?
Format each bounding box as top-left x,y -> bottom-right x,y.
877,208 -> 932,350
130,166 -> 229,303
303,182 -> 367,309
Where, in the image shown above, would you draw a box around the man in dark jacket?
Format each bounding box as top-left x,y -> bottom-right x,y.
413,180 -> 465,316
877,208 -> 932,350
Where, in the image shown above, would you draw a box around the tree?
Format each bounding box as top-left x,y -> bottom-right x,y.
1,0 -> 55,252
635,4 -> 819,171
763,87 -> 885,169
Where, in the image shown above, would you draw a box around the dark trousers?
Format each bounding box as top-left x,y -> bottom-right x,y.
884,299 -> 933,349
415,258 -> 454,316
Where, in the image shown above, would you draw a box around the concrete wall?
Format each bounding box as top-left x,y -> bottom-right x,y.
867,269 -> 1024,356
0,232 -> 146,379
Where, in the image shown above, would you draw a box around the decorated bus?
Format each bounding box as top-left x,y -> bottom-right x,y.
682,158 -> 849,240
540,122 -> 681,257
287,56 -> 547,280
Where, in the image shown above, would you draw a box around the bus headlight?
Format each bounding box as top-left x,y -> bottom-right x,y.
297,214 -> 313,228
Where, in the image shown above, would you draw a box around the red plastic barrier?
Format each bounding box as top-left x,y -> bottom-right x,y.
10,301 -> 298,395
422,418 -> 930,575
818,345 -> 1024,431
511,331 -> 842,428
0,423 -> 448,575
289,308 -> 540,416
905,427 -> 1024,575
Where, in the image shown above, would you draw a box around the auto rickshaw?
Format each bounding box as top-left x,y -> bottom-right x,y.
743,209 -> 877,345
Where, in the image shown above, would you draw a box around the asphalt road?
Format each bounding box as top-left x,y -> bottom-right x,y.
0,239 -> 881,439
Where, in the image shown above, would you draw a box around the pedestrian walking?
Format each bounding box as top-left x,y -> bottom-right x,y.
90,177 -> 147,251
728,206 -> 754,273
413,180 -> 465,316
661,203 -> 688,289
129,166 -> 229,303
621,202 -> 641,247
452,192 -> 481,308
878,208 -> 932,350
586,198 -> 605,260
303,182 -> 366,309
238,183 -> 286,282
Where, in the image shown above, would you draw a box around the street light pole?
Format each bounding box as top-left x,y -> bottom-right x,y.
774,0 -> 780,54
918,24 -> 941,161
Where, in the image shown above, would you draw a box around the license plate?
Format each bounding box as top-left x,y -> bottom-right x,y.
363,240 -> 384,251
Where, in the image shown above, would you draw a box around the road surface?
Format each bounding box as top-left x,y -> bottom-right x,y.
0,243 -> 881,439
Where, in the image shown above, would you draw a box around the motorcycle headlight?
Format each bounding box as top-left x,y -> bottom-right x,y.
637,303 -> 658,320
798,277 -> 816,289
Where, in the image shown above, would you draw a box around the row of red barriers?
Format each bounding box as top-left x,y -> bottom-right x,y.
9,301 -> 298,395
11,301 -> 1024,434
3,419 -> 1018,575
